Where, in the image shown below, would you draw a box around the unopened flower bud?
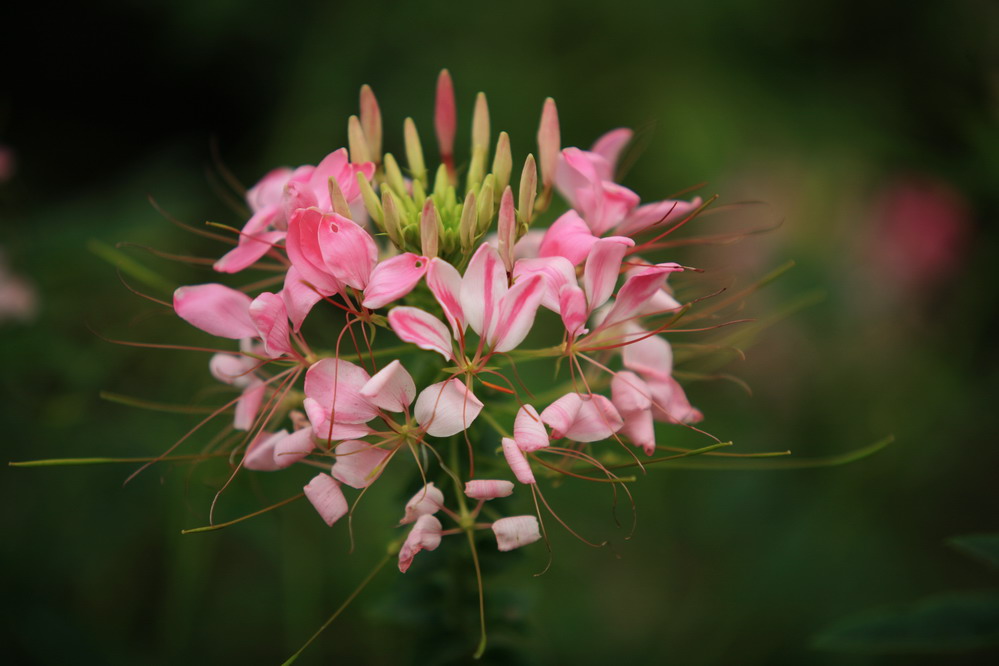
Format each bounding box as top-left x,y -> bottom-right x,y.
435,69 -> 456,183
491,131 -> 512,197
476,175 -> 495,235
537,97 -> 560,191
359,84 -> 382,163
459,190 -> 477,250
347,115 -> 372,165
403,117 -> 427,185
381,188 -> 403,247
518,154 -> 538,226
327,176 -> 352,219
421,199 -> 440,258
498,186 -> 516,272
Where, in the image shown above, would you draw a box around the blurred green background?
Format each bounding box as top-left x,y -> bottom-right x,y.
2,0 -> 997,664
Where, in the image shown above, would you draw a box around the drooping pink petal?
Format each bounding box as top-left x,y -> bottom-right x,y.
621,407 -> 656,455
214,229 -> 285,274
583,237 -> 634,312
492,515 -> 542,552
512,256 -> 576,313
280,266 -> 329,333
538,211 -> 600,266
489,274 -> 545,352
359,359 -> 416,413
387,306 -> 454,360
611,371 -> 653,412
303,358 -> 377,426
502,437 -> 536,484
173,283 -> 256,339
398,514 -> 443,573
465,479 -> 515,500
304,473 -> 349,527
249,292 -> 295,358
316,213 -> 378,289
303,397 -> 373,442
273,426 -> 315,468
599,263 -> 684,330
331,439 -> 390,489
615,197 -> 703,236
590,128 -> 633,178
400,483 -> 445,525
247,167 -> 293,213
513,404 -> 549,452
540,392 -> 623,442
361,253 -> 429,309
621,324 -> 674,381
648,376 -> 703,425
559,285 -> 589,337
243,430 -> 285,471
286,208 -> 343,295
461,243 -> 508,339
210,353 -> 254,388
234,381 -> 266,431
426,258 -> 466,336
414,379 -> 484,438
578,181 -> 642,236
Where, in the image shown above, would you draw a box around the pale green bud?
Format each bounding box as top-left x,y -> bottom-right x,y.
491,131 -> 512,196
459,191 -> 477,251
359,84 -> 382,163
421,199 -> 441,258
381,188 -> 403,248
347,115 -> 372,165
383,153 -> 407,198
403,118 -> 427,186
518,154 -> 538,226
356,172 -> 383,227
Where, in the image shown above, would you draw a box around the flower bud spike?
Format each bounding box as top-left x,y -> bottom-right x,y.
433,163 -> 450,197
381,188 -> 403,247
347,115 -> 372,165
518,154 -> 538,226
476,175 -> 495,235
359,84 -> 382,164
472,92 -> 490,156
537,97 -> 560,191
356,172 -> 383,227
410,178 -> 427,210
498,186 -> 516,272
459,190 -> 477,251
492,131 -> 512,196
435,69 -> 457,183
383,153 -> 407,197
421,199 -> 440,258
403,117 -> 427,186
327,176 -> 353,220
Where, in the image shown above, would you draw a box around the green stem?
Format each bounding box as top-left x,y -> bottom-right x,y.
181,493 -> 304,534
9,453 -> 228,467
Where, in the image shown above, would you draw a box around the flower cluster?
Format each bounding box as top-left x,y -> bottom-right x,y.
173,71 -> 708,579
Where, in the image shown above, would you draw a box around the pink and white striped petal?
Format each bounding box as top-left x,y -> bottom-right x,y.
414,379 -> 483,438
400,483 -> 445,525
398,514 -> 443,573
362,253 -> 430,309
489,274 -> 545,352
173,283 -> 256,339
465,479 -> 515,500
538,211 -> 599,266
426,258 -> 466,336
249,292 -> 295,358
502,437 -> 536,484
512,256 -> 576,313
304,473 -> 349,527
583,237 -> 634,312
461,243 -> 508,339
360,360 -> 416,413
590,128 -> 633,178
540,392 -> 623,442
331,439 -> 390,489
615,197 -> 703,236
492,515 -> 542,552
559,285 -> 589,337
513,404 -> 549,452
600,263 -> 683,330
387,306 -> 454,361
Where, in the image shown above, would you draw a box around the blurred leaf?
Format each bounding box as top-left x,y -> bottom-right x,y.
950,534 -> 999,570
814,592 -> 999,653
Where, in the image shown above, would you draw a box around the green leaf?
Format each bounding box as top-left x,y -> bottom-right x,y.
950,534 -> 999,570
814,592 -> 999,653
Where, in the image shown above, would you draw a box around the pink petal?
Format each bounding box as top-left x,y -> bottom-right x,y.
489,274 -> 545,352
387,306 -> 454,361
460,243 -> 508,339
616,197 -> 702,237
492,515 -> 542,552
214,229 -> 284,274
317,213 -> 378,289
426,258 -> 466,336
306,149 -> 350,210
648,376 -> 703,425
621,325 -> 674,381
513,404 -> 549,452
540,392 -> 623,442
465,479 -> 515,500
362,253 -> 430,309
304,473 -> 349,527
359,359 -> 416,413
273,426 -> 315,468
249,292 -> 294,358
579,181 -> 641,236
209,353 -> 254,388
621,408 -> 656,455
173,283 -> 256,339
583,237 -> 634,312
303,358 -> 376,426
590,128 -> 633,178
280,266 -> 329,333
398,514 -> 443,573
303,398 -> 373,443
331,439 -> 390,489
512,256 -> 576,313
285,208 -> 343,295
538,211 -> 599,266
502,437 -> 536,484
247,167 -> 293,213
513,230 -> 545,261
414,379 -> 483,438
611,371 -> 652,413
600,263 -> 683,330
234,381 -> 266,431
243,430 -> 285,471
559,285 -> 589,337
399,482 -> 445,525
